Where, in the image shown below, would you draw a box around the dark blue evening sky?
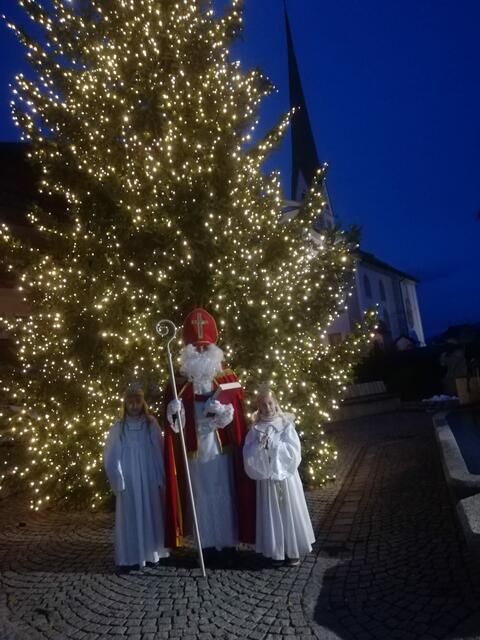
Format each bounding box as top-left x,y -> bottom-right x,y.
1,1 -> 479,338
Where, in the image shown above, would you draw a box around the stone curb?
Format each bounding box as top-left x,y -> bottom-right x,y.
433,411 -> 480,568
457,494 -> 480,564
432,411 -> 480,500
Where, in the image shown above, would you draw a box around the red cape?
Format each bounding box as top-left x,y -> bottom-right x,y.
164,366 -> 256,548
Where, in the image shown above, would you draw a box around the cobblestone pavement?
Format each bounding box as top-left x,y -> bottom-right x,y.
1,411 -> 480,640
311,412 -> 480,640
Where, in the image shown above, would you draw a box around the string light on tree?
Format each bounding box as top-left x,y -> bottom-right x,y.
1,0 -> 374,509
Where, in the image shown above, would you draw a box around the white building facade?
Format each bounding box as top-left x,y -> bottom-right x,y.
328,250 -> 425,347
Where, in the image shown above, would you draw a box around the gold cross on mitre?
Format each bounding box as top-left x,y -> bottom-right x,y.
192,311 -> 208,339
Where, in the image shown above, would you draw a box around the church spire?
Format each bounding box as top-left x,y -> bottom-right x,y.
285,4 -> 335,229
285,4 -> 319,201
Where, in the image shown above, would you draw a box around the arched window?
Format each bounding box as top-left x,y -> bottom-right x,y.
379,280 -> 386,301
406,297 -> 414,329
383,308 -> 391,332
363,274 -> 372,298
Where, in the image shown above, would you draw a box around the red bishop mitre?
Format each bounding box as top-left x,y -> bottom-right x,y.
183,308 -> 218,346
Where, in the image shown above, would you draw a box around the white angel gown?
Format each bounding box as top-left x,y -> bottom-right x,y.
104,415 -> 169,566
243,413 -> 315,561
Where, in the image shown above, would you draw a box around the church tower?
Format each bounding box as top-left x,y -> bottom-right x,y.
285,7 -> 335,229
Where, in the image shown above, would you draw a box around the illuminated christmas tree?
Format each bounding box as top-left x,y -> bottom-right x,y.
1,0 -> 373,509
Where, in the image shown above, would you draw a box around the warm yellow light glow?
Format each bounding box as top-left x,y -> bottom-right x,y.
0,0 -> 375,509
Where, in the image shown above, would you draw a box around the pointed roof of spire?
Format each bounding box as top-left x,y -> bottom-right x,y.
285,4 -> 320,200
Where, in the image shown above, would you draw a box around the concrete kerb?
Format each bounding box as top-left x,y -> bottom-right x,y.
432,411 -> 480,500
457,494 -> 480,563
433,411 -> 480,563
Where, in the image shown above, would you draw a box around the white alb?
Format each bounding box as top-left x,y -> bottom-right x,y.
104,415 -> 169,566
166,383 -> 237,550
243,413 -> 315,561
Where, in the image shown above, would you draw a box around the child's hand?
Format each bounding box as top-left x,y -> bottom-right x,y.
259,432 -> 272,450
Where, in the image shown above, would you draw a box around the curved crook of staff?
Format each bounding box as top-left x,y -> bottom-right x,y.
156,319 -> 206,578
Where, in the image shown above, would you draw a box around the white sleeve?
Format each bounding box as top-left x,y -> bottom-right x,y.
149,417 -> 165,488
243,428 -> 271,480
103,422 -> 125,495
208,400 -> 234,430
197,400 -> 234,434
269,419 -> 301,481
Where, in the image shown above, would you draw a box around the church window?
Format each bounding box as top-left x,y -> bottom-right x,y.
363,274 -> 372,298
406,297 -> 414,328
328,333 -> 342,346
379,280 -> 386,301
383,308 -> 391,332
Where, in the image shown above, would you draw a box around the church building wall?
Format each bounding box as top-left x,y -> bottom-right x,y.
326,258 -> 425,347
400,279 -> 425,345
355,263 -> 406,339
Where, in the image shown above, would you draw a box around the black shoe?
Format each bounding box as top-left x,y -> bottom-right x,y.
270,558 -> 284,568
115,564 -> 138,574
285,557 -> 300,567
202,547 -> 219,567
221,547 -> 237,569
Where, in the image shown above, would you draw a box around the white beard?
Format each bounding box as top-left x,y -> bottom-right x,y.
180,343 -> 224,389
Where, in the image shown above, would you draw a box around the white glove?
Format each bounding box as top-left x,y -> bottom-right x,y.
203,399 -> 234,429
166,398 -> 184,433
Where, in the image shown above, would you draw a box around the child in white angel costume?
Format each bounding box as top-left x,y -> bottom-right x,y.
243,387 -> 315,566
104,383 -> 169,568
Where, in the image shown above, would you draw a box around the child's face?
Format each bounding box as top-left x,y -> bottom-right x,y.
125,394 -> 143,416
258,394 -> 276,419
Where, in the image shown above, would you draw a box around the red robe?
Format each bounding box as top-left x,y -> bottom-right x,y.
164,366 -> 256,549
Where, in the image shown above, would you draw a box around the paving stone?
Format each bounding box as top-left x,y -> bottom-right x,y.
3,411 -> 480,639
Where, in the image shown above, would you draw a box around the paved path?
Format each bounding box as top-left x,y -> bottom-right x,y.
310,412 -> 480,640
1,411 -> 480,640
